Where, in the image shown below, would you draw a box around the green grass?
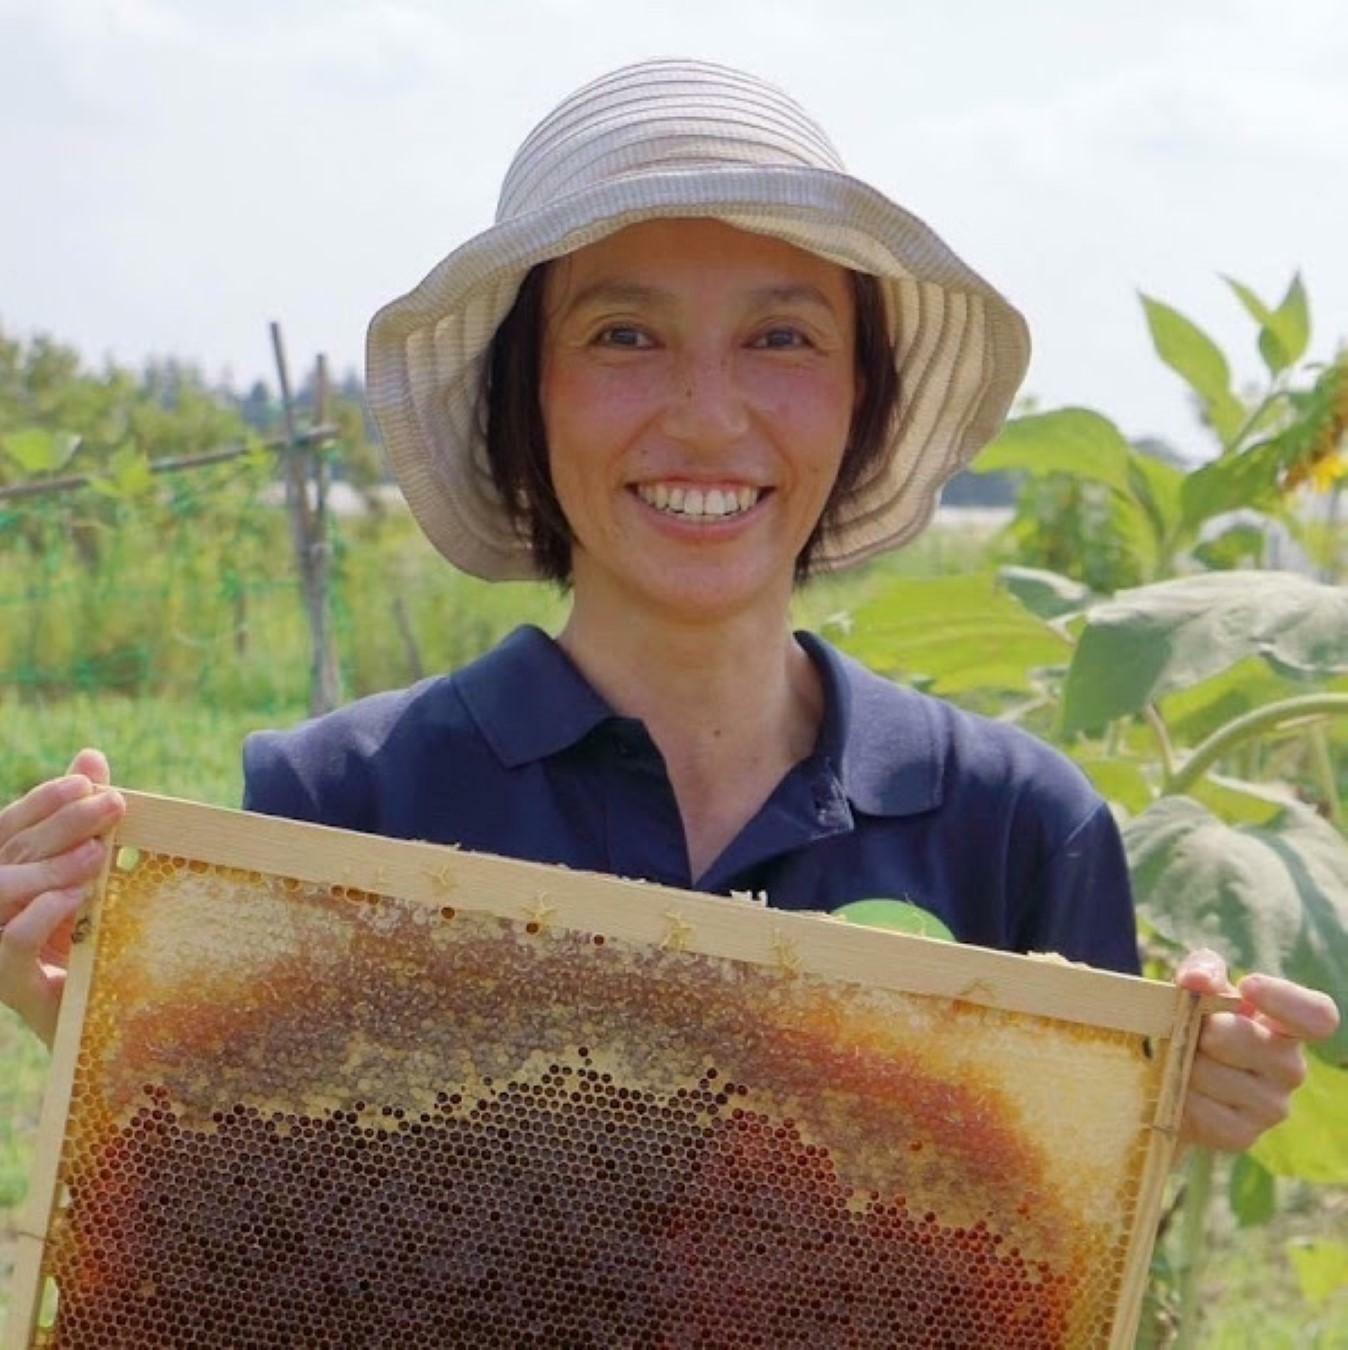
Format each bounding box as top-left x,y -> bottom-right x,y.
1191,1174 -> 1348,1347
1,1010 -> 49,1328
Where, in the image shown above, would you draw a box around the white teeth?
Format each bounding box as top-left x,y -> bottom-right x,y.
635,483 -> 762,519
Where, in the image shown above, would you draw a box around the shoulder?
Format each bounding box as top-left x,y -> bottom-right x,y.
242,675 -> 460,828
816,633 -> 1106,850
813,637 -> 1137,970
241,636 -> 524,830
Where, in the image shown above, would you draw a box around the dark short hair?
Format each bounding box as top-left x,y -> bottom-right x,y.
481,260 -> 899,585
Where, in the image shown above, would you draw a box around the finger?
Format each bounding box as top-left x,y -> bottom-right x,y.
66,748 -> 111,787
0,886 -> 84,971
1198,1013 -> 1309,1090
0,889 -> 81,1046
1175,948 -> 1238,997
1238,974 -> 1341,1043
0,789 -> 125,874
1188,1055 -> 1292,1132
0,774 -> 98,847
1181,1092 -> 1266,1154
0,840 -> 106,923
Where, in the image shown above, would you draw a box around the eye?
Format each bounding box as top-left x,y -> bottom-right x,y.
593,325 -> 653,349
752,327 -> 812,351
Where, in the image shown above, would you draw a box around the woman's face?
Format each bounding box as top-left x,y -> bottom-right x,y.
540,218 -> 860,623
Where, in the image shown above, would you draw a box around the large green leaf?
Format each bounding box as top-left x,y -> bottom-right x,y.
1227,1153 -> 1276,1228
1124,796 -> 1348,1064
1269,273 -> 1311,369
1067,752 -> 1154,816
1187,774 -> 1299,827
89,444 -> 156,502
997,566 -> 1094,620
1062,572 -> 1348,732
1191,521 -> 1266,571
1226,272 -> 1312,377
1286,1237 -> 1348,1306
1127,452 -> 1186,551
840,572 -> 1071,698
1160,658 -> 1305,746
1,428 -> 81,475
1140,295 -> 1246,447
1250,1056 -> 1348,1182
1179,441 -> 1285,528
971,408 -> 1136,495
1109,492 -> 1163,581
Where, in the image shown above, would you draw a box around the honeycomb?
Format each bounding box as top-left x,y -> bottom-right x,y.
17,846 -> 1169,1348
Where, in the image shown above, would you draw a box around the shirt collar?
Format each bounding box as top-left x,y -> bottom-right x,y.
795,630 -> 945,818
456,624 -> 944,818
455,626 -> 614,767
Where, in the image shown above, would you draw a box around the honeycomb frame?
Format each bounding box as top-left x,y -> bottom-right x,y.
4,790 -> 1216,1349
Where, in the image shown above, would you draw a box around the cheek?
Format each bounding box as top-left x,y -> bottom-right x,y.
542,362 -> 658,476
750,365 -> 855,463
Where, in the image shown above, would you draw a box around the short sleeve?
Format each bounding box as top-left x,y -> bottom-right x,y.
241,729 -> 321,820
1012,800 -> 1141,975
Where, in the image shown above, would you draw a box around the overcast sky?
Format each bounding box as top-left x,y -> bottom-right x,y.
3,0 -> 1345,460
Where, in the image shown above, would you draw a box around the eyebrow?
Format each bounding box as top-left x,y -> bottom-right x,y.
559,280 -> 841,319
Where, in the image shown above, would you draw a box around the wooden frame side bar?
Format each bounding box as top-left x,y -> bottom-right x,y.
114,790 -> 1224,1039
1108,990 -> 1207,1348
1,847 -> 114,1350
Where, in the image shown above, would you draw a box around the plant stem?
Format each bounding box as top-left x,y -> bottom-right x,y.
1226,386 -> 1289,455
1307,723 -> 1344,828
1174,1148 -> 1215,1350
1165,694 -> 1348,796
1144,704 -> 1177,781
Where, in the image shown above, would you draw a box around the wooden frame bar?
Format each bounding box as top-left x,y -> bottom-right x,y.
111,791 -> 1223,1036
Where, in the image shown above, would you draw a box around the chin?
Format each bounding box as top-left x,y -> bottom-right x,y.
627,560 -> 792,623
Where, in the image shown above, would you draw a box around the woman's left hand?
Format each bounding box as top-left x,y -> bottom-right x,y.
1175,948 -> 1341,1152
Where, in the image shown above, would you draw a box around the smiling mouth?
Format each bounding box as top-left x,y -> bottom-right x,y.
632,483 -> 767,521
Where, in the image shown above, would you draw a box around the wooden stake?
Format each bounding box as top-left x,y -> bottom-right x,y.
269,323 -> 341,717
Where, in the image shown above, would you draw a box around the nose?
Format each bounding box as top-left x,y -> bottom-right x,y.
659,350 -> 751,450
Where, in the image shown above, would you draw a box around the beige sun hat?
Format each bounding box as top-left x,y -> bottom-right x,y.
365,57 -> 1031,581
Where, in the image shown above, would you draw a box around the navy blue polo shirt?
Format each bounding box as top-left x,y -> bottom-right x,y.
242,625 -> 1140,974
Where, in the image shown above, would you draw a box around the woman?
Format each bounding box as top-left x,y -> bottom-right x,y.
0,59 -> 1336,1160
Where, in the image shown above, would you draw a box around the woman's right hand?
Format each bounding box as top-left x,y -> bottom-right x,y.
0,749 -> 126,1048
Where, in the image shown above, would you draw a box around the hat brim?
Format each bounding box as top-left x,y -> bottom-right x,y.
365,165 -> 1030,581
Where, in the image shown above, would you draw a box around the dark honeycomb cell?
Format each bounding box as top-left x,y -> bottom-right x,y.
26,850 -> 1159,1349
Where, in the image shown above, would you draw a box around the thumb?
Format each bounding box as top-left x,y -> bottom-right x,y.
66,748 -> 111,787
1175,947 -> 1238,997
